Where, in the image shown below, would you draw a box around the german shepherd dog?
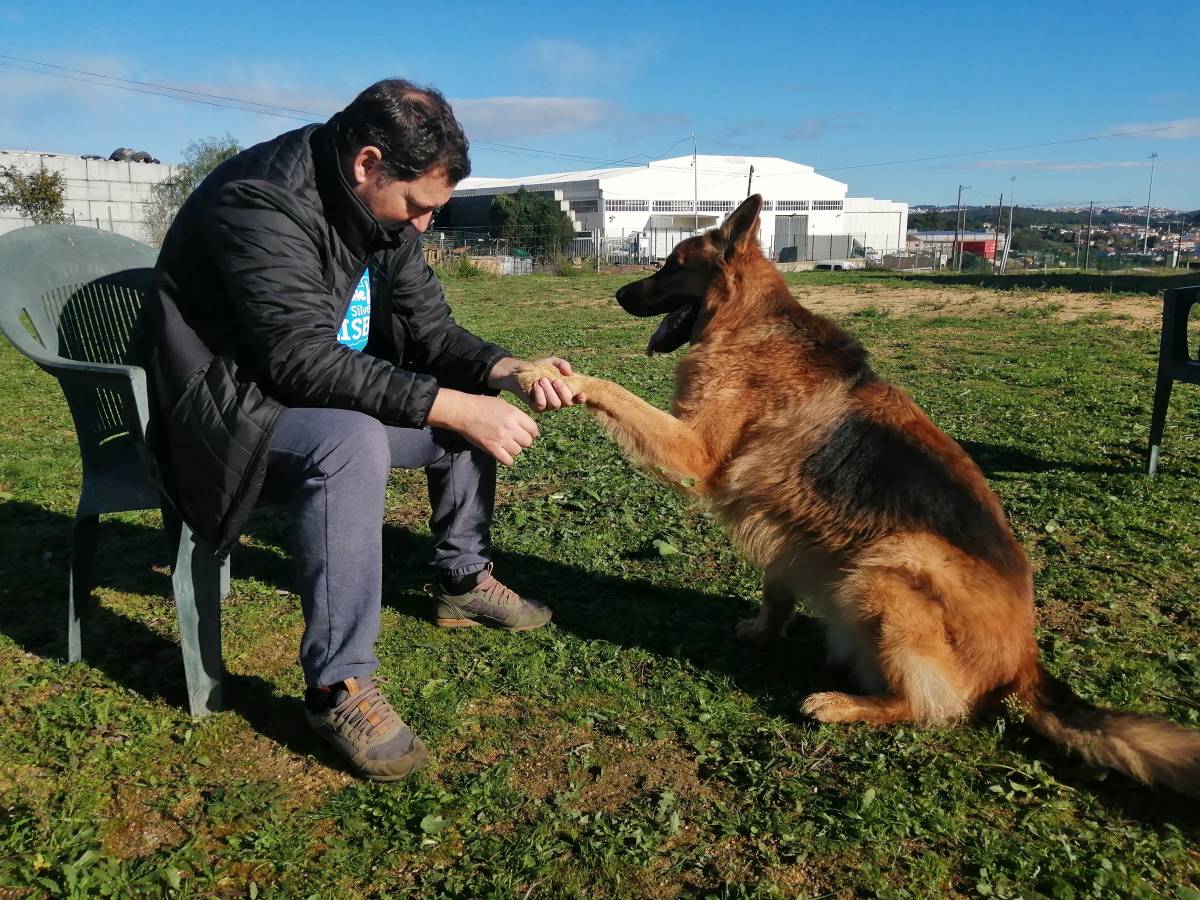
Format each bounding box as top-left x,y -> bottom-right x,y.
519,194 -> 1200,798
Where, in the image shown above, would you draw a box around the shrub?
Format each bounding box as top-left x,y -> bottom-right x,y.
434,254 -> 490,280
0,164 -> 69,224
144,134 -> 241,245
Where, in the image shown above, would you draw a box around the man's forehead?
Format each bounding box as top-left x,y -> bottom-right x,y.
407,167 -> 454,201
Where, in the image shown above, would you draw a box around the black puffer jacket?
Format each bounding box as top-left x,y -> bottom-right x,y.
145,117 -> 509,557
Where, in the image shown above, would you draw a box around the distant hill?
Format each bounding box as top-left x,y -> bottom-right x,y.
908,206 -> 1171,231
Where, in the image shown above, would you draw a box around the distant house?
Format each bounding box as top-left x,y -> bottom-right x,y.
909,231 -> 1007,261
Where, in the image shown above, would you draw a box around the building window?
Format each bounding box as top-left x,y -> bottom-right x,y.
760,200 -> 773,211
604,199 -> 649,212
812,200 -> 843,210
652,200 -> 694,212
775,200 -> 809,211
569,200 -> 598,214
698,200 -> 735,211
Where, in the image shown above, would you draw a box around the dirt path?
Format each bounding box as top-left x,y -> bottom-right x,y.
786,283 -> 1163,327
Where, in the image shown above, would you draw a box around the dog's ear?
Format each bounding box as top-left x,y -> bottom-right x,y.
719,194 -> 763,258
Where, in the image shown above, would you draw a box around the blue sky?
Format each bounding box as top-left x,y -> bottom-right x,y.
1,1 -> 1197,209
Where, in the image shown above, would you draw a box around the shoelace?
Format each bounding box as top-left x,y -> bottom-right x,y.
334,679 -> 400,740
474,574 -> 522,608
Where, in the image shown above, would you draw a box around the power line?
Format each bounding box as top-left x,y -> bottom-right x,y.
0,53 -> 713,173
0,58 -> 319,121
0,52 -> 321,116
796,124 -> 1195,175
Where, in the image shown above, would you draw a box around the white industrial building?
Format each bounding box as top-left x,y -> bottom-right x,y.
449,155 -> 908,262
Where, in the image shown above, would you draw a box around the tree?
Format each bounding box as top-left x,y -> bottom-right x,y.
144,134 -> 242,245
1010,228 -> 1047,252
959,251 -> 985,271
490,188 -> 575,259
0,164 -> 69,224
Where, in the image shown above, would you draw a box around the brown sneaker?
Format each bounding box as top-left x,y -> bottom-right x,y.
304,675 -> 428,781
433,563 -> 552,632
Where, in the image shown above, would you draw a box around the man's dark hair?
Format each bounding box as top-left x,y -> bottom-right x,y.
337,79 -> 471,183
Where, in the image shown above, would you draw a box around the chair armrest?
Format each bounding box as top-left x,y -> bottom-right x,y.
23,345 -> 153,441
4,318 -> 154,437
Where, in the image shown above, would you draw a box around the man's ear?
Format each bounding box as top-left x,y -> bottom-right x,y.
719,194 -> 763,257
351,145 -> 383,187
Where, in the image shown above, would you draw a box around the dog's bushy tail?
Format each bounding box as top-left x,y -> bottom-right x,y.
1016,666 -> 1200,799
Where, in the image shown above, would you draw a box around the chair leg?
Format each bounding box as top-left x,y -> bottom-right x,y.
172,523 -> 227,717
1147,369 -> 1174,476
161,499 -> 183,570
68,514 -> 100,663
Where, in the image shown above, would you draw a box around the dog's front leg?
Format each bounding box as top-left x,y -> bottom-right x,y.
735,576 -> 796,644
573,375 -> 715,492
517,368 -> 713,491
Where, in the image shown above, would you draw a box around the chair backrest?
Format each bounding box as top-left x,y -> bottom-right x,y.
1162,284 -> 1200,364
0,226 -> 159,504
0,224 -> 157,363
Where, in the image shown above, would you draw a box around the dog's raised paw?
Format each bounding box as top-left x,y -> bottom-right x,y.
515,366 -> 564,393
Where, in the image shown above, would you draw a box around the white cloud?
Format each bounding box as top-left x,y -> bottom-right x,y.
451,96 -> 618,141
1103,117 -> 1200,140
783,113 -> 863,141
522,36 -> 655,88
530,40 -> 600,81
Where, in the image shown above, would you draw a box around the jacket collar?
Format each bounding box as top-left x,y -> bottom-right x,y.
312,115 -> 410,258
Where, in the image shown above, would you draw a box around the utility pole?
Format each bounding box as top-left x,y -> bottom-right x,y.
1084,200 -> 1094,271
1000,176 -> 1016,274
1143,152 -> 1158,253
692,132 -> 699,233
954,184 -> 966,272
746,164 -> 754,198
993,192 -> 1004,273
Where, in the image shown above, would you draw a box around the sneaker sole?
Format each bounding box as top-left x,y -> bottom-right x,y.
434,615 -> 551,632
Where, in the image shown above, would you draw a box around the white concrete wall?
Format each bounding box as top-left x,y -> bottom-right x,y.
843,198 -> 910,257
0,150 -> 178,242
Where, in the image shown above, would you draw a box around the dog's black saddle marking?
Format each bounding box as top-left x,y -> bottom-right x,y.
805,413 -> 1023,574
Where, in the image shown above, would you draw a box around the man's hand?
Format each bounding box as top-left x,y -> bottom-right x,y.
487,356 -> 585,411
427,389 -> 538,466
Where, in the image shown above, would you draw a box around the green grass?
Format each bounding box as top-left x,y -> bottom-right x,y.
1,273 -> 1199,898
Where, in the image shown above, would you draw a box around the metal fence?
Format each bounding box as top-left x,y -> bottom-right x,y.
423,224 -> 904,273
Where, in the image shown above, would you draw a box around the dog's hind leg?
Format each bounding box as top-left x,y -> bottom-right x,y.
735,575 -> 795,644
801,690 -> 912,725
805,565 -> 969,727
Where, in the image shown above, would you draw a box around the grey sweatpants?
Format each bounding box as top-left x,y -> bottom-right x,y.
260,407 -> 495,688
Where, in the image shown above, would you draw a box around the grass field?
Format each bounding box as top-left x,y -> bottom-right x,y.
1,270 -> 1198,898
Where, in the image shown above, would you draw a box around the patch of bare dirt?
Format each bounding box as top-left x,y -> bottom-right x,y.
102,785 -> 187,859
787,283 -> 1162,327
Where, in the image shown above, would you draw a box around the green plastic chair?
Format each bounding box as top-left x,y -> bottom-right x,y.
0,224 -> 229,716
1147,284 -> 1200,475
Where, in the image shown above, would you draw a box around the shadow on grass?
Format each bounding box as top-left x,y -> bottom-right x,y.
0,500 -> 322,761
958,439 -> 1133,477
1,499 -> 1196,824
